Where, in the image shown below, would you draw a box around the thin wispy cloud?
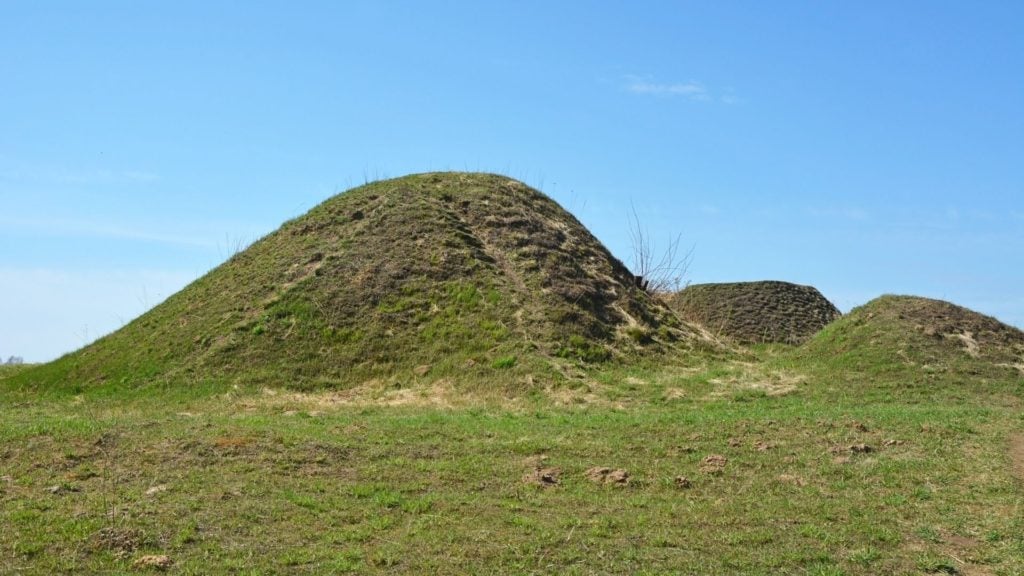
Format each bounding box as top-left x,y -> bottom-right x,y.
0,164 -> 159,185
624,75 -> 737,103
0,216 -> 217,248
806,206 -> 869,221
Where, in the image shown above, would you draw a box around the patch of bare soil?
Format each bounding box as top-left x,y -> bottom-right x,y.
700,454 -> 728,474
584,467 -> 630,486
1010,434 -> 1024,482
92,527 -> 145,556
522,467 -> 561,487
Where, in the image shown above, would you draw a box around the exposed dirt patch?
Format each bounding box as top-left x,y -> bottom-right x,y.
1010,434 -> 1024,482
669,280 -> 841,345
92,527 -> 146,555
700,454 -> 728,474
584,467 -> 630,486
523,467 -> 561,487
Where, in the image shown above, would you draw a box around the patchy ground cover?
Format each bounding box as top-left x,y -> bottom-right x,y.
3,355 -> 1022,575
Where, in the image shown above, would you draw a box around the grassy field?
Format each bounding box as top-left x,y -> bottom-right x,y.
3,348 -> 1022,575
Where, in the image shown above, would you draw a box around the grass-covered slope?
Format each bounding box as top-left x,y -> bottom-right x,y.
3,347 -> 1023,574
12,173 -> 708,392
795,295 -> 1024,385
669,281 -> 841,345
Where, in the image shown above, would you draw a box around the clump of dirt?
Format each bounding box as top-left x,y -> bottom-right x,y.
17,172 -> 720,392
584,467 -> 630,485
523,467 -> 561,487
92,527 -> 146,555
700,454 -> 728,474
669,281 -> 841,345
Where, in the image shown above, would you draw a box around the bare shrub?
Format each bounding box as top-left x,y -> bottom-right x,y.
627,201 -> 693,295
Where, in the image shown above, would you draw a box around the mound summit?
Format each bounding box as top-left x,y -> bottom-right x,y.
669,281 -> 841,345
802,295 -> 1024,372
22,173 -> 711,390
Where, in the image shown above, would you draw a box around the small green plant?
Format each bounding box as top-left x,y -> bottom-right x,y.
492,355 -> 517,369
558,335 -> 611,363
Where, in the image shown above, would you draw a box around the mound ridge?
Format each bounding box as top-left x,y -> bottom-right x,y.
668,281 -> 841,345
20,172 -> 710,390
802,294 -> 1024,371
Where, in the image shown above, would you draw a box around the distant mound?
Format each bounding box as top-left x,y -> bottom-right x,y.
17,173 -> 713,390
801,295 -> 1024,372
668,281 -> 841,345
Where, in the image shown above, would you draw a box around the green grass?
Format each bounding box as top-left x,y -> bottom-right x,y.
6,173 -> 694,395
3,177 -> 1023,573
2,349 -> 1022,574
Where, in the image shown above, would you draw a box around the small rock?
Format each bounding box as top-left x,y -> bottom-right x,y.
133,555 -> 173,570
674,476 -> 692,489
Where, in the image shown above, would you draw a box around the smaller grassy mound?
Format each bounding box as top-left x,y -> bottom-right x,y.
669,281 -> 841,345
798,295 -> 1024,380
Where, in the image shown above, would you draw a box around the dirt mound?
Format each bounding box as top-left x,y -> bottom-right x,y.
16,173 -> 715,391
801,295 -> 1024,370
668,281 -> 841,345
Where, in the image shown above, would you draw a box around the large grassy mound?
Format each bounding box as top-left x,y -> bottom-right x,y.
669,280 -> 841,345
798,294 -> 1024,379
12,173 -> 712,392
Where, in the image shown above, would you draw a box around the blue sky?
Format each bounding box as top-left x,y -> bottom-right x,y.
2,1 -> 1022,362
